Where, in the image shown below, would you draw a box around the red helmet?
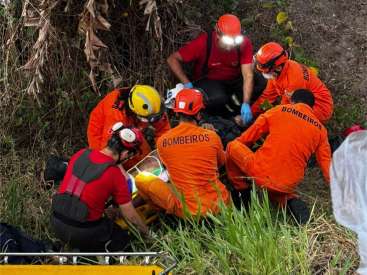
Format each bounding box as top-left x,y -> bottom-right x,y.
216,14 -> 241,36
110,122 -> 143,150
173,88 -> 204,116
255,42 -> 288,73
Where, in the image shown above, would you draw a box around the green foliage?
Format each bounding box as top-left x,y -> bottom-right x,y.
0,133 -> 15,155
0,151 -> 53,240
150,191 -> 311,274
290,46 -> 318,68
267,3 -> 319,70
329,95 -> 367,131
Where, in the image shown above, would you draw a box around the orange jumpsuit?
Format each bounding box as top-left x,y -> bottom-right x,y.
251,60 -> 333,124
226,103 -> 331,205
136,122 -> 230,217
87,89 -> 171,168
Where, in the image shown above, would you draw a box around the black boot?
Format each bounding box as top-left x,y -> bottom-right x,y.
239,188 -> 252,210
231,190 -> 242,209
287,198 -> 310,225
231,188 -> 252,210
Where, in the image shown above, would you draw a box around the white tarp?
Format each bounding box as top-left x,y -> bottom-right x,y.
331,130 -> 367,274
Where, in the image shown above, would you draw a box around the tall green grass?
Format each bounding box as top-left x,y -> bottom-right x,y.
0,148 -> 53,241
151,191 -> 311,274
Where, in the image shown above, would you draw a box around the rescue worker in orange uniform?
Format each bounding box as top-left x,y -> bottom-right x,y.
252,42 -> 333,124
226,89 -> 331,224
135,88 -> 230,217
87,85 -> 171,169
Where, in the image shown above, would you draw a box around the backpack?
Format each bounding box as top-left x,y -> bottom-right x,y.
0,223 -> 47,264
51,149 -> 114,223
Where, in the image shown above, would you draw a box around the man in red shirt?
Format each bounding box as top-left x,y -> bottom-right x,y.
51,123 -> 149,251
167,14 -> 266,124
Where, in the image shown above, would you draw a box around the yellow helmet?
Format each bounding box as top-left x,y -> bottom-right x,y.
128,85 -> 162,119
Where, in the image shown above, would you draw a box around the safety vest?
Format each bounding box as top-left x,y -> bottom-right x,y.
52,149 -> 114,223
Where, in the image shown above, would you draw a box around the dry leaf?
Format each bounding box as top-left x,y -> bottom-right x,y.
98,0 -> 109,15
85,0 -> 96,18
285,20 -> 294,31
24,18 -> 40,27
112,76 -> 122,87
90,30 -> 108,49
140,0 -> 157,15
95,15 -> 111,30
89,69 -> 98,93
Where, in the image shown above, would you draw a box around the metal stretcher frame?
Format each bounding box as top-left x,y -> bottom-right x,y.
0,251 -> 177,275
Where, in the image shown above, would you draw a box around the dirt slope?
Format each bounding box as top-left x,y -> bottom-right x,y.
289,0 -> 367,98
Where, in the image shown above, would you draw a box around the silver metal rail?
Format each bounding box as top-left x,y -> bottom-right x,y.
0,251 -> 177,275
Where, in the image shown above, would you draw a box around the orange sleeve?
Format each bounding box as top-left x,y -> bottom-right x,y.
237,109 -> 271,146
152,113 -> 171,143
87,98 -> 106,150
212,132 -> 225,167
251,81 -> 278,117
315,130 -> 332,183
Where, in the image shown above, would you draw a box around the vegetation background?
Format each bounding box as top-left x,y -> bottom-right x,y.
0,0 -> 366,274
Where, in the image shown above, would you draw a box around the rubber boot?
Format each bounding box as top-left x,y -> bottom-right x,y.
231,188 -> 252,210
287,198 -> 310,225
230,189 -> 242,209
239,188 -> 252,210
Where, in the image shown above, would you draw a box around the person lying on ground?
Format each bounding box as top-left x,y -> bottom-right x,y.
226,89 -> 331,224
51,123 -> 149,252
88,84 -> 171,169
135,88 -> 230,218
252,42 -> 333,124
167,14 -> 267,124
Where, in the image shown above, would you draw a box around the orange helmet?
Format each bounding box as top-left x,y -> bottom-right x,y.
173,88 -> 204,116
216,14 -> 241,36
255,42 -> 288,73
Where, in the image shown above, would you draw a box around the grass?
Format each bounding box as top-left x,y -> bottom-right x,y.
0,144 -> 359,273
143,185 -> 357,274
148,193 -> 310,274
0,148 -> 54,241
0,0 -> 363,273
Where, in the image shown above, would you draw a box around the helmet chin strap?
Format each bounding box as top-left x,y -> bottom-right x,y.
274,64 -> 285,76
193,112 -> 202,124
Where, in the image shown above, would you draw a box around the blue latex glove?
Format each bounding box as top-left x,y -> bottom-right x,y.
241,103 -> 253,124
127,177 -> 133,195
183,82 -> 193,89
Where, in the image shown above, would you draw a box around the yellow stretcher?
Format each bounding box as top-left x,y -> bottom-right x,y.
0,252 -> 176,275
115,150 -> 167,229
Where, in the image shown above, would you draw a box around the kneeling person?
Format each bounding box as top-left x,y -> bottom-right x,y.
88,84 -> 171,169
136,88 -> 230,217
51,123 -> 149,251
226,89 -> 331,223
